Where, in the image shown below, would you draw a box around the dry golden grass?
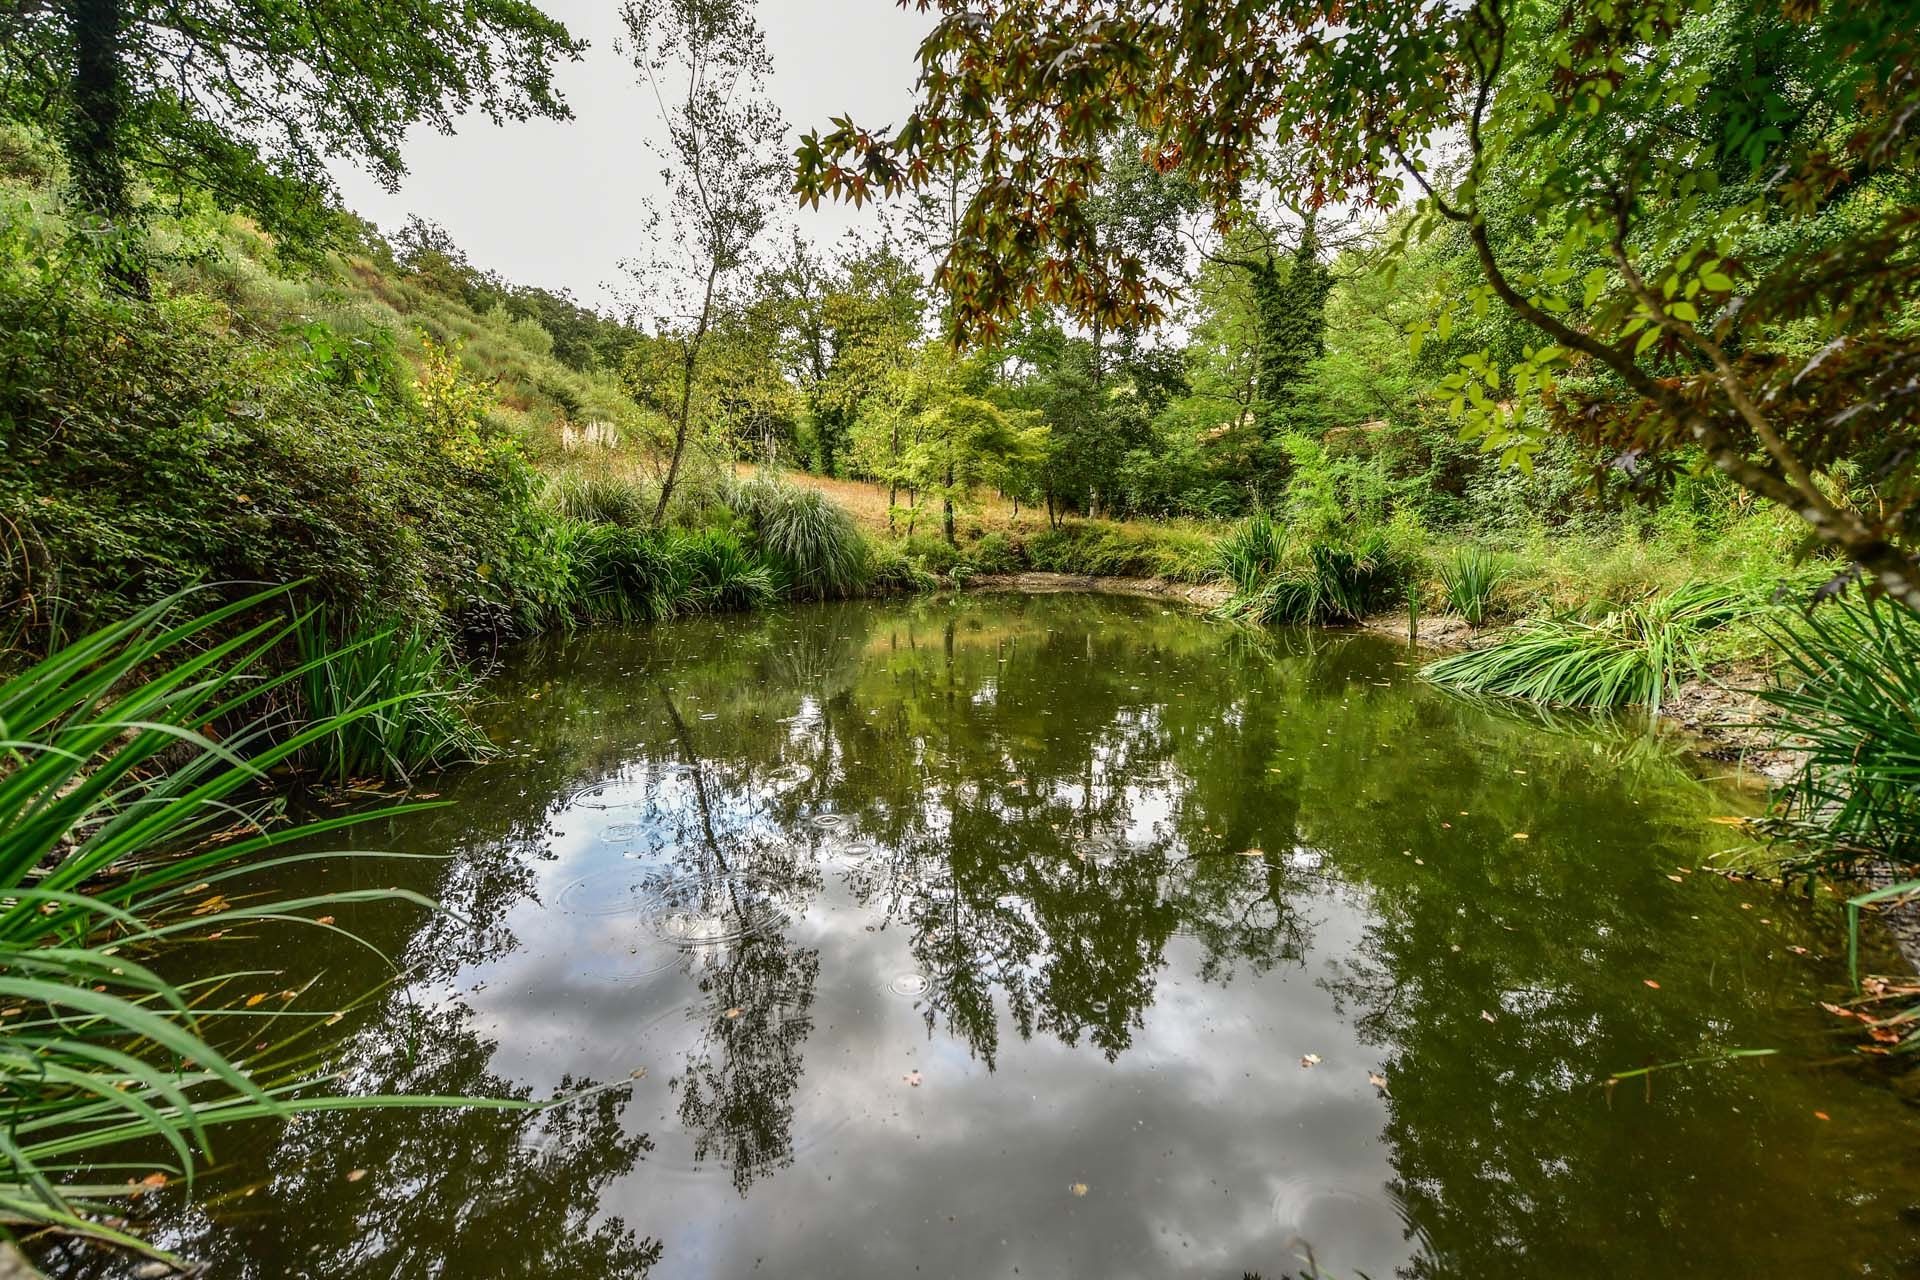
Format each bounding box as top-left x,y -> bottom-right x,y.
735,464 -> 1046,539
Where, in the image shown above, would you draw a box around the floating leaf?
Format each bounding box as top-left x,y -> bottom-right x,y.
1300,1053 -> 1321,1068
1069,1182 -> 1088,1197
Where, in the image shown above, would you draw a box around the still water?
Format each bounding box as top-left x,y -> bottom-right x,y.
62,594 -> 1920,1278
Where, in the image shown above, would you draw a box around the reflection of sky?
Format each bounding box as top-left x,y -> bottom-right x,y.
156,598 -> 1920,1280
432,680 -> 1411,1277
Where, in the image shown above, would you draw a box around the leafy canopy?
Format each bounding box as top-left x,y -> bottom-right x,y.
795,0 -> 1920,602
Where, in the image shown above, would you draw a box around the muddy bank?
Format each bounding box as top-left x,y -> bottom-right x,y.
962,571 -> 1232,609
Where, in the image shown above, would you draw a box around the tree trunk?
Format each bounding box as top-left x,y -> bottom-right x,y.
66,0 -> 143,293
943,459 -> 956,546
652,261 -> 719,527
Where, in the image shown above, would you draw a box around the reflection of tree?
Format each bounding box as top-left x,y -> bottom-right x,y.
72,999 -> 661,1279
676,936 -> 821,1195
657,684 -> 821,1195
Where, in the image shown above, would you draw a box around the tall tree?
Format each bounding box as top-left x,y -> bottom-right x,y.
797,0 -> 1920,603
0,0 -> 582,277
622,0 -> 786,526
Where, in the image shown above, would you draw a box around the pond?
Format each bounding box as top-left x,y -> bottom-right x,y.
54,594 -> 1920,1278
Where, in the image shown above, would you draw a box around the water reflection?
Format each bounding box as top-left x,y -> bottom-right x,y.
57,595 -> 1920,1279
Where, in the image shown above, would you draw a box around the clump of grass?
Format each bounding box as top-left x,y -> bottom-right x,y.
735,476 -> 868,598
674,527 -> 780,613
1222,531 -> 1402,626
292,613 -> 495,784
1422,580 -> 1757,715
1438,547 -> 1509,626
569,522 -> 688,623
0,590 -> 528,1259
1758,594 -> 1920,866
1216,512 -> 1287,595
543,471 -> 655,528
1024,518 -> 1218,582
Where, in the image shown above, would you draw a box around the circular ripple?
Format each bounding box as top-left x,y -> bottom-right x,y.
564,781 -> 646,812
554,866 -> 661,916
810,812 -> 850,831
647,871 -> 788,948
600,821 -> 650,842
889,972 -> 931,997
766,763 -> 810,787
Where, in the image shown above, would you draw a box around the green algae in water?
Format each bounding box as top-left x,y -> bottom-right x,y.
58,595 -> 1920,1279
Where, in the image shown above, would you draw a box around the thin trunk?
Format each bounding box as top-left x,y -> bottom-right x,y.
943,459 -> 956,546
652,259 -> 720,527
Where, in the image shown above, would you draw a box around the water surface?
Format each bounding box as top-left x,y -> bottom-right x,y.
61,595 -> 1920,1278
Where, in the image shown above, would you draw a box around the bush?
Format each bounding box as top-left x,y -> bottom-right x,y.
963,531 -> 1022,574
1221,531 -> 1403,626
1023,519 -> 1217,581
543,470 -> 654,527
735,477 -> 868,597
1438,547 -> 1510,626
0,216 -> 566,652
292,611 -> 495,783
675,527 -> 780,613
1216,512 -> 1287,595
1759,595 -> 1920,865
568,522 -> 687,623
1421,580 -> 1758,714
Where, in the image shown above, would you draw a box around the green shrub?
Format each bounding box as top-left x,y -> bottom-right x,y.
1024,519 -> 1217,581
1438,547 -> 1510,627
0,215 -> 567,651
736,478 -> 868,597
963,531 -> 1022,574
866,540 -> 941,594
292,612 -> 495,783
1222,531 -> 1403,626
543,470 -> 654,527
1215,512 -> 1287,595
1759,595 -> 1920,865
674,528 -> 779,613
568,522 -> 687,623
1422,580 -> 1758,714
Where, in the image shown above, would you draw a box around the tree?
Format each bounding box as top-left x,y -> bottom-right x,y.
622,0 -> 786,526
0,0 -> 582,278
796,0 -> 1920,603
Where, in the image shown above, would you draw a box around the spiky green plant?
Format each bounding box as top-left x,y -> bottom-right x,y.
1221,531 -> 1401,627
568,522 -> 690,623
674,528 -> 780,613
1759,595 -> 1920,865
746,482 -> 868,598
1215,511 -> 1287,595
1422,581 -> 1756,715
541,471 -> 654,527
292,613 -> 494,784
1438,548 -> 1509,627
0,590 -> 530,1260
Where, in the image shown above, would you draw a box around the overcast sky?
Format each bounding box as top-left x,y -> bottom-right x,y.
328,0 -> 934,310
